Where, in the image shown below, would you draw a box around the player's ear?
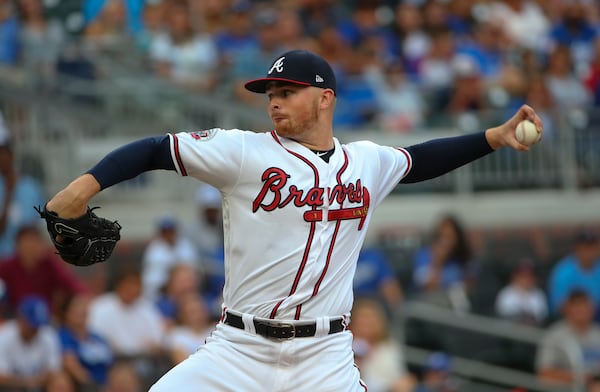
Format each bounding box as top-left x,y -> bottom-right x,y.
320,89 -> 335,110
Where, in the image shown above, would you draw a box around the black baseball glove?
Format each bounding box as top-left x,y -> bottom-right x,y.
34,205 -> 122,266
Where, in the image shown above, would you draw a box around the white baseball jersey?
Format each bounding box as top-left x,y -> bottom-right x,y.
168,129 -> 411,320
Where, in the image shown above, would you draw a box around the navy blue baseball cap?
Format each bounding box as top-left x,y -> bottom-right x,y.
244,50 -> 337,95
18,296 -> 50,328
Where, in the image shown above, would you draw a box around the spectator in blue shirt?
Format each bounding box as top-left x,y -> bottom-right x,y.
0,125 -> 46,258
58,294 -> 114,387
0,1 -> 19,66
548,229 -> 600,319
83,0 -> 144,35
548,0 -> 599,75
353,246 -> 403,311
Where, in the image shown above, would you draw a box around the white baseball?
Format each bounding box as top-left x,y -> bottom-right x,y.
515,120 -> 541,146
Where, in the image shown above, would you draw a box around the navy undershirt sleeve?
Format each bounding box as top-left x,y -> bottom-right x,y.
400,132 -> 494,184
87,135 -> 175,190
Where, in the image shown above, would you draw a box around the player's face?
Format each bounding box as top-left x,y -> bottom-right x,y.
266,83 -> 321,139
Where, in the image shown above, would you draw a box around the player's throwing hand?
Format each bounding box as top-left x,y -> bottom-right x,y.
485,104 -> 544,151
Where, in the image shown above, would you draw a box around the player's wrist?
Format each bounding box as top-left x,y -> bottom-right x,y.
484,127 -> 504,150
47,174 -> 100,217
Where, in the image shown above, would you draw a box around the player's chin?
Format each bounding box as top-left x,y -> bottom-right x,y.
273,120 -> 290,134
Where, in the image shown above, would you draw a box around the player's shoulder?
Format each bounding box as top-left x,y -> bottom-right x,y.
340,139 -> 380,151
341,139 -> 402,156
173,128 -> 271,141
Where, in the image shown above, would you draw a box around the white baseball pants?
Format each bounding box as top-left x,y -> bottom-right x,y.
149,321 -> 367,391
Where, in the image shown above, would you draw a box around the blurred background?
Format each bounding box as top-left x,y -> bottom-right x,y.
0,0 -> 599,391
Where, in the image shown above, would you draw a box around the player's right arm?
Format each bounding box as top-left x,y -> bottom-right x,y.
46,135 -> 175,218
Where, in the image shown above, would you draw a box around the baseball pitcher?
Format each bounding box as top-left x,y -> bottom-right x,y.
39,50 -> 543,391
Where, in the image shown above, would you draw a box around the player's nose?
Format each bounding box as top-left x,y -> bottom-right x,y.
269,100 -> 281,112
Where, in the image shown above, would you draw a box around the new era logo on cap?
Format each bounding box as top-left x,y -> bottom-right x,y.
245,50 -> 336,95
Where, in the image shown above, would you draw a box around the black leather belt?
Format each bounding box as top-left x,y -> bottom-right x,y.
224,311 -> 344,340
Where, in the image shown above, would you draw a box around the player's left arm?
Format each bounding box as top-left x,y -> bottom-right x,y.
46,136 -> 174,218
401,104 -> 542,184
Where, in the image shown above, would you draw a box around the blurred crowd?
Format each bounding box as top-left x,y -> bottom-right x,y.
1,0 -> 600,132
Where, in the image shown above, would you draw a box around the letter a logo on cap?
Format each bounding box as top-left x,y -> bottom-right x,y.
268,57 -> 285,74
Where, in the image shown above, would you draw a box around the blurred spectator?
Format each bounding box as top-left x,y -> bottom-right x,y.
0,126 -> 46,258
58,294 -> 113,388
583,37 -> 600,107
391,2 -> 429,76
336,0 -> 396,59
141,213 -> 198,300
55,40 -> 98,90
83,0 -> 144,36
149,0 -> 219,92
163,293 -> 214,365
231,7 -> 285,105
485,0 -> 550,52
45,370 -> 76,392
548,0 -> 599,77
548,228 -> 600,319
16,0 -> 65,87
353,246 -> 403,312
0,296 -> 61,391
412,214 -> 475,312
421,0 -> 449,34
277,6 -> 318,53
295,0 -> 346,39
417,28 -> 456,117
365,59 -> 425,132
0,0 -> 19,66
495,257 -> 549,326
456,19 -> 506,83
187,0 -> 228,35
445,0 -> 476,41
333,44 -> 378,129
536,290 -> 600,386
0,225 -> 88,319
545,45 -> 592,111
103,360 -> 142,392
135,1 -> 166,55
350,297 -> 415,392
213,0 -> 257,71
83,0 -> 131,53
414,351 -> 461,392
590,374 -> 600,392
88,266 -> 165,360
315,25 -> 349,74
155,263 -> 202,329
445,54 -> 487,115
185,184 -> 224,312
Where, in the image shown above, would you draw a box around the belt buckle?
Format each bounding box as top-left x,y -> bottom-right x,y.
273,322 -> 296,340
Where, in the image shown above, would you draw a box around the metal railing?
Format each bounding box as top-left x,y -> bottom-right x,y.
396,301 -> 583,392
0,68 -> 598,199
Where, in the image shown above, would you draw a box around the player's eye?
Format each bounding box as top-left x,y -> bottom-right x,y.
282,90 -> 293,97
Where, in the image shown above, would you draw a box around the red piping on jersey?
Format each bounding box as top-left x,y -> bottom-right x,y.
172,135 -> 188,176
311,149 -> 349,297
396,147 -> 412,178
269,131 -> 319,320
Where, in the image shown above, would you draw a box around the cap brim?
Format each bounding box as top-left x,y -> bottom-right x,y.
244,78 -> 311,94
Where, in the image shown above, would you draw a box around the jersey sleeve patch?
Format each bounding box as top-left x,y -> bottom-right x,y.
190,128 -> 218,141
